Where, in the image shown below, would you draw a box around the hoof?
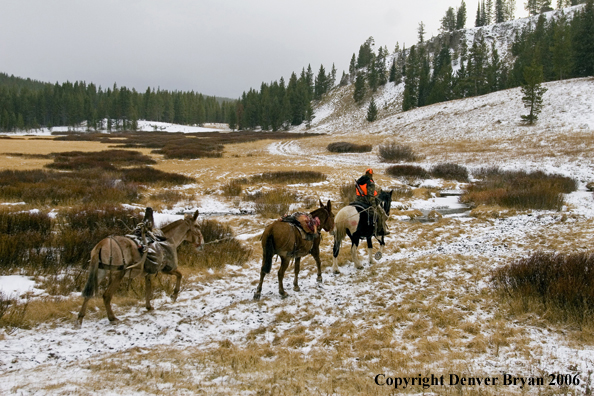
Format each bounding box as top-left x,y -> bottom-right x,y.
333,270 -> 340,275
293,286 -> 300,291
280,292 -> 289,299
109,318 -> 120,324
316,276 -> 323,283
170,295 -> 178,303
75,320 -> 82,330
146,306 -> 154,311
253,293 -> 261,300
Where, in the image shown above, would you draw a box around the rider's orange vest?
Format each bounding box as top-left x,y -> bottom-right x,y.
356,180 -> 378,197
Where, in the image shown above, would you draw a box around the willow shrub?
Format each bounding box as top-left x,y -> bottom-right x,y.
493,251 -> 594,324
462,168 -> 577,210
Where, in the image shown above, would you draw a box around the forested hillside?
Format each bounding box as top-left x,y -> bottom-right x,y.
233,0 -> 593,130
1,0 -> 592,133
0,73 -> 236,132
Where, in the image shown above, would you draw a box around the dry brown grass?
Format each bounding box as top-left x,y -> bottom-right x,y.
2,129 -> 594,395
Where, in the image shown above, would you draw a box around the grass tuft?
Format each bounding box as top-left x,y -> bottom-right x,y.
378,141 -> 418,162
493,251 -> 594,325
386,164 -> 430,179
430,163 -> 469,182
462,168 -> 577,210
327,142 -> 372,153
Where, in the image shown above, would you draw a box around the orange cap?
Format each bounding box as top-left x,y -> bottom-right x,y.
366,168 -> 373,175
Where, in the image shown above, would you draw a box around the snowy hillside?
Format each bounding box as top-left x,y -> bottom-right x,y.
304,77 -> 594,141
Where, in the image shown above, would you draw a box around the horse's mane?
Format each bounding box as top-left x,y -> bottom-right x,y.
160,218 -> 184,233
310,206 -> 328,218
378,190 -> 391,201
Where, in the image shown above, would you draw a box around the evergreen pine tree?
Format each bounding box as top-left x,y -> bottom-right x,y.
376,47 -> 388,86
402,46 -> 420,111
389,58 -> 398,83
486,0 -> 493,23
505,0 -> 516,20
353,73 -> 367,103
496,0 -> 506,22
349,54 -> 357,82
551,15 -> 572,79
521,59 -> 547,124
418,22 -> 426,43
330,63 -> 337,89
367,97 -> 378,122
441,7 -> 457,32
572,0 -> 594,77
314,64 -> 327,100
476,1 -> 483,26
457,0 -> 468,28
368,59 -> 379,92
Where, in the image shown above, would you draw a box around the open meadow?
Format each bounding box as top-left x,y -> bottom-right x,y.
1,78 -> 594,395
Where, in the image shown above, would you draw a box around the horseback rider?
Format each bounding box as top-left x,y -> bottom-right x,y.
355,168 -> 390,236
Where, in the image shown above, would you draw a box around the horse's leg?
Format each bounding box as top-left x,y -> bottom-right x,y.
349,233 -> 363,269
378,236 -> 385,259
103,270 -> 126,323
312,239 -> 323,282
332,237 -> 341,274
254,265 -> 267,300
145,273 -> 154,311
293,257 -> 301,291
366,236 -> 375,264
163,269 -> 182,302
278,256 -> 291,298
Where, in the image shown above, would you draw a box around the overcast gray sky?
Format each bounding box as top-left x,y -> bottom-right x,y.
0,0 -> 524,99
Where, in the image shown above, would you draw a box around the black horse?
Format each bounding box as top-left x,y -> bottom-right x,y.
331,190 -> 393,273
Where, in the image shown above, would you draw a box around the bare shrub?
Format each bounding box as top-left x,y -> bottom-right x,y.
0,296 -> 30,331
0,210 -> 55,273
462,168 -> 577,210
339,183 -> 357,204
178,219 -> 251,270
222,178 -> 247,197
121,167 -> 194,185
378,141 -> 417,162
493,251 -> 594,324
148,190 -> 186,206
386,165 -> 429,179
52,131 -> 323,160
430,163 -> 469,182
248,188 -> 297,218
327,142 -> 372,153
250,171 -> 327,185
0,169 -> 140,206
46,150 -> 155,171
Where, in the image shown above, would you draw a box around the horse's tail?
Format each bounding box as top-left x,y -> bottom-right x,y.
82,246 -> 101,298
333,220 -> 347,258
262,227 -> 275,274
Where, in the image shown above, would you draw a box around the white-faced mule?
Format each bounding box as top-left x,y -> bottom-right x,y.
254,200 -> 334,300
77,211 -> 203,328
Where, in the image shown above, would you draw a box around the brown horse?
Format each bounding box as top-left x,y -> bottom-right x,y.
77,211 -> 204,328
254,200 -> 334,300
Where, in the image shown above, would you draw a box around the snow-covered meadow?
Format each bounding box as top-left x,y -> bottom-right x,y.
1,72 -> 594,394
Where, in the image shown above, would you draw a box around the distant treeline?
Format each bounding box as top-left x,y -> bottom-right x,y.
234,63 -> 336,131
0,73 -> 236,131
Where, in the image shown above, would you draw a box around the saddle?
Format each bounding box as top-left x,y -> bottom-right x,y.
280,213 -> 319,241
349,200 -> 378,229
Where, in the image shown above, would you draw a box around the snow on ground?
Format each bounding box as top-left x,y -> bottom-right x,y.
0,276 -> 44,300
1,120 -> 228,136
303,77 -> 594,142
2,59 -> 594,395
